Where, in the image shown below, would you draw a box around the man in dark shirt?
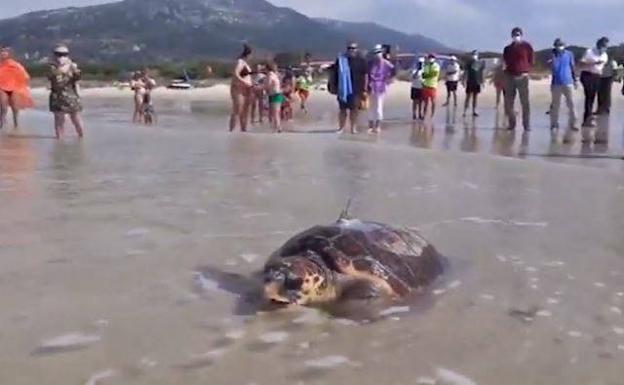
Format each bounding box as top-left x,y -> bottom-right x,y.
333,42 -> 368,133
503,27 -> 534,131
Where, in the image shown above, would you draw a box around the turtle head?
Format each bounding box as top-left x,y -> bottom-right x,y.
263,254 -> 336,306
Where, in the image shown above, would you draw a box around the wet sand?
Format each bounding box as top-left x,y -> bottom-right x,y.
1,83 -> 624,385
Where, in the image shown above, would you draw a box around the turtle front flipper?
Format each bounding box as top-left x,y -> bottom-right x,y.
336,276 -> 383,301
323,246 -> 411,298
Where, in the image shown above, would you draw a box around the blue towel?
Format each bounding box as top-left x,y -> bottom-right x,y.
337,54 -> 353,103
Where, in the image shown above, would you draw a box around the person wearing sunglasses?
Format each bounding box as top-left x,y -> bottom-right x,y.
48,44 -> 84,139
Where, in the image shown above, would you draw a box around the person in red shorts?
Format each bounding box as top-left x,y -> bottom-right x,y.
421,54 -> 441,119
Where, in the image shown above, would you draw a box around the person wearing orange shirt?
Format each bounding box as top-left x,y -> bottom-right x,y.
0,46 -> 34,129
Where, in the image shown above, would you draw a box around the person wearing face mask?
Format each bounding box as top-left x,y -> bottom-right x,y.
421,54 -> 441,119
443,56 -> 461,107
580,37 -> 609,128
410,57 -> 426,120
502,27 -> 534,131
367,44 -> 394,133
548,38 -> 578,135
0,46 -> 34,130
48,44 -> 84,139
333,42 -> 368,133
463,50 -> 485,117
597,54 -> 617,116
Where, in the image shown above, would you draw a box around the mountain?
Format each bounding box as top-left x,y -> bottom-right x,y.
0,0 -> 451,65
316,18 -> 454,55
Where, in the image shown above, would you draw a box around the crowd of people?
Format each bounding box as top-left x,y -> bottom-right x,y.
0,28 -> 623,143
229,44 -> 315,133
326,26 -> 623,144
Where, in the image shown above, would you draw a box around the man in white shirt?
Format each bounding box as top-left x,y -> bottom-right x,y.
443,56 -> 461,107
411,57 -> 425,120
580,37 -> 609,128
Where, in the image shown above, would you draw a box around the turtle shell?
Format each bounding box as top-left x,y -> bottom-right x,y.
269,218 -> 445,297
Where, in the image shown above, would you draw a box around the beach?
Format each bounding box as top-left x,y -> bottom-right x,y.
1,80 -> 624,385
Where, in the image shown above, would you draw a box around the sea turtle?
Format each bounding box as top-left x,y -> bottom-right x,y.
262,207 -> 445,306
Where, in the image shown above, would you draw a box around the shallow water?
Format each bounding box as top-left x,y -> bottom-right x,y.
1,91 -> 624,384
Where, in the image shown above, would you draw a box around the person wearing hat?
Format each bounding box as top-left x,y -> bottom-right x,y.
0,46 -> 34,130
48,44 -> 85,139
442,55 -> 461,107
462,50 -> 485,117
410,57 -> 426,120
421,53 -> 441,119
548,38 -> 578,134
502,27 -> 534,131
579,37 -> 609,129
333,41 -> 368,133
367,44 -> 394,133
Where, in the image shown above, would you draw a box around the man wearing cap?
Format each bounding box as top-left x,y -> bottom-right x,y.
333,42 -> 368,133
443,55 -> 461,107
463,50 -> 485,117
580,37 -> 609,128
548,38 -> 578,133
367,44 -> 394,133
502,27 -> 534,131
421,54 -> 441,119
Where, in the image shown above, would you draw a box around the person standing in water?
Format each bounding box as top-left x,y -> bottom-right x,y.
367,44 -> 394,133
295,67 -> 313,113
491,62 -> 506,110
333,42 -> 368,134
410,57 -> 425,120
421,54 -> 441,120
548,38 -> 578,132
48,44 -> 84,139
265,62 -> 284,133
250,63 -> 267,124
130,71 -> 148,123
597,56 -> 617,115
580,37 -> 609,127
463,50 -> 485,117
0,46 -> 34,130
443,56 -> 461,107
503,27 -> 534,131
229,44 -> 253,132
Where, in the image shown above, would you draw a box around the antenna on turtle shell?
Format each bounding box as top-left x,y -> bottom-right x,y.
338,198 -> 353,221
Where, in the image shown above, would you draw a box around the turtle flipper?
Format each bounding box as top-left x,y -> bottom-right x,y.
337,277 -> 382,301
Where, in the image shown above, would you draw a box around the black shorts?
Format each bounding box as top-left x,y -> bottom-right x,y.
410,88 -> 422,101
338,94 -> 359,110
466,82 -> 481,94
445,81 -> 459,92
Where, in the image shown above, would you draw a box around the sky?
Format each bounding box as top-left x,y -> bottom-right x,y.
1,0 -> 623,50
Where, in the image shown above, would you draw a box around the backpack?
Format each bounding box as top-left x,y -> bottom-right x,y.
327,63 -> 338,95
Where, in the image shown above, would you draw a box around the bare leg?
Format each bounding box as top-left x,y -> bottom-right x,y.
0,91 -> 8,129
239,92 -> 251,132
453,91 -> 457,106
472,94 -> 478,116
69,112 -> 84,138
54,113 -> 66,139
412,100 -> 417,120
463,94 -> 470,116
229,91 -> 243,131
250,93 -> 257,123
133,94 -> 142,123
270,102 -> 282,133
338,109 -> 347,131
6,92 -> 20,129
430,98 -> 436,119
349,108 -> 359,134
423,99 -> 429,119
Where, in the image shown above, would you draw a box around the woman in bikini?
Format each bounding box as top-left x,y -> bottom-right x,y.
229,44 -> 253,132
0,46 -> 34,130
130,71 -> 147,123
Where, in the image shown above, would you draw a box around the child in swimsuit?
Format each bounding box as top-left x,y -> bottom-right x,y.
295,71 -> 312,113
281,73 -> 294,122
265,62 -> 283,133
